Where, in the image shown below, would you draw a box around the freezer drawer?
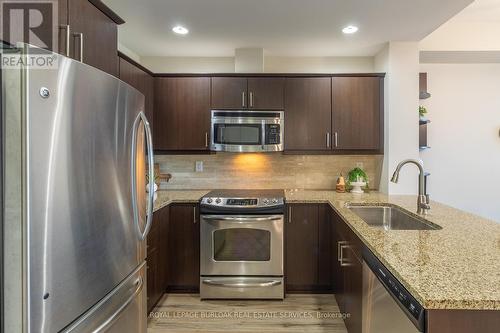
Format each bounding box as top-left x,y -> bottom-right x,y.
62,262 -> 147,333
200,276 -> 284,299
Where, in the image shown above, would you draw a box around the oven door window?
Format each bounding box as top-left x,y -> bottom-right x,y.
213,228 -> 271,261
213,124 -> 262,145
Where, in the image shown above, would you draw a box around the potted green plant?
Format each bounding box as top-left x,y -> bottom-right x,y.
346,167 -> 369,193
419,105 -> 427,119
146,169 -> 160,193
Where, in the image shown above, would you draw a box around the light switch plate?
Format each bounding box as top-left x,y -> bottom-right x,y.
356,162 -> 364,169
195,161 -> 203,172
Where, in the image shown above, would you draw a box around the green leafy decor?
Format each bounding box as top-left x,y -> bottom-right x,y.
346,167 -> 370,192
146,169 -> 160,185
419,105 -> 427,118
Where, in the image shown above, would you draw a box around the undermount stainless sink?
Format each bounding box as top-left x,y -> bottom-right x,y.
346,204 -> 442,230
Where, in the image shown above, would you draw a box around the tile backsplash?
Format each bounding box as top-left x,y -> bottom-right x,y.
155,153 -> 383,190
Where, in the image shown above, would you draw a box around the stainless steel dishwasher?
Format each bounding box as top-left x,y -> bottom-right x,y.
362,249 -> 425,333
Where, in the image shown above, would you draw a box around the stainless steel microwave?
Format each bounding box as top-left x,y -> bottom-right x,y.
210,110 -> 284,152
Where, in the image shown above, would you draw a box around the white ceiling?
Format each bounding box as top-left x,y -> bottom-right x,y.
420,0 -> 500,52
103,0 -> 473,57
453,0 -> 500,21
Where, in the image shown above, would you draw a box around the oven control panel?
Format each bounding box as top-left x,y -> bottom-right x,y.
200,197 -> 284,208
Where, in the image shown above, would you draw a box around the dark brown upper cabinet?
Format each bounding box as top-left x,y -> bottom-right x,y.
211,77 -> 284,110
3,0 -> 120,77
118,56 -> 154,129
332,77 -> 383,151
67,0 -> 119,76
284,77 -> 332,151
247,78 -> 284,109
154,77 -> 211,151
211,77 -> 247,109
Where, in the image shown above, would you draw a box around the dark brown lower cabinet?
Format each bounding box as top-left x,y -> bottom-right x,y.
285,204 -> 332,292
167,204 -> 200,292
426,309 -> 500,333
147,205 -> 169,313
330,206 -> 363,333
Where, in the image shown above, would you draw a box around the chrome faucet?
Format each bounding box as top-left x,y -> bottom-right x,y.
390,159 -> 431,215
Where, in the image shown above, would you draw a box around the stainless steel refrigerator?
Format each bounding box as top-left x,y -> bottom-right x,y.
2,44 -> 154,332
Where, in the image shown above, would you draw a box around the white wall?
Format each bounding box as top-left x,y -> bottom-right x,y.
141,56 -> 235,73
140,55 -> 374,73
264,56 -> 374,73
420,64 -> 500,222
375,42 -> 420,195
117,42 -> 141,63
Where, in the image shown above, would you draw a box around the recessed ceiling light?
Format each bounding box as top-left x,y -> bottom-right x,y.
172,25 -> 189,35
342,25 -> 358,34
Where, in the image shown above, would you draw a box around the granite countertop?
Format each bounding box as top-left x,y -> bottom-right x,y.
152,189 -> 500,311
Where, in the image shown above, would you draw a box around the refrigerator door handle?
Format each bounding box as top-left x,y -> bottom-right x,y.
131,111 -> 155,241
89,276 -> 143,333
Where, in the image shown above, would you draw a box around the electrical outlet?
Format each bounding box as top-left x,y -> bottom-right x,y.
356,162 -> 364,169
195,161 -> 203,172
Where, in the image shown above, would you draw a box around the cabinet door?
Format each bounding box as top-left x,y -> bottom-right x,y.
147,206 -> 168,313
284,78 -> 332,151
286,204 -> 319,291
332,77 -> 382,150
58,0 -> 69,55
331,210 -> 345,311
146,247 -> 159,313
211,77 -> 247,109
333,209 -> 363,333
157,206 -> 169,298
167,204 -> 200,292
318,205 -> 332,290
247,78 -> 284,110
68,0 -> 118,76
343,247 -> 362,333
154,77 -> 210,150
118,57 -> 155,129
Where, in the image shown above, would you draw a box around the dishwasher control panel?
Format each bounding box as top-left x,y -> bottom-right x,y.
363,249 -> 425,331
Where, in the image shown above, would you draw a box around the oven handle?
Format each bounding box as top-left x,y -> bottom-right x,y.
201,215 -> 283,222
202,279 -> 282,288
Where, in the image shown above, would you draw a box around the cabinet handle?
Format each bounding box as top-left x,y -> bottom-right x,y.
59,24 -> 70,57
338,240 -> 348,262
334,132 -> 339,148
205,132 -> 209,148
73,32 -> 84,62
338,241 -> 353,267
242,91 -> 246,108
193,206 -> 197,224
326,132 -> 331,148
288,206 -> 292,223
249,92 -> 254,107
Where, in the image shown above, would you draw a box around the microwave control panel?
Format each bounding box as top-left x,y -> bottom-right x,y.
265,124 -> 281,145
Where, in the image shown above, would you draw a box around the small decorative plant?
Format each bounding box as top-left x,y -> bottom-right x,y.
346,167 -> 370,193
419,105 -> 427,118
146,169 -> 160,185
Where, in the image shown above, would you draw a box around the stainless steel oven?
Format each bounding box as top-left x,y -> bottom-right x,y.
210,110 -> 284,152
199,190 -> 284,299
